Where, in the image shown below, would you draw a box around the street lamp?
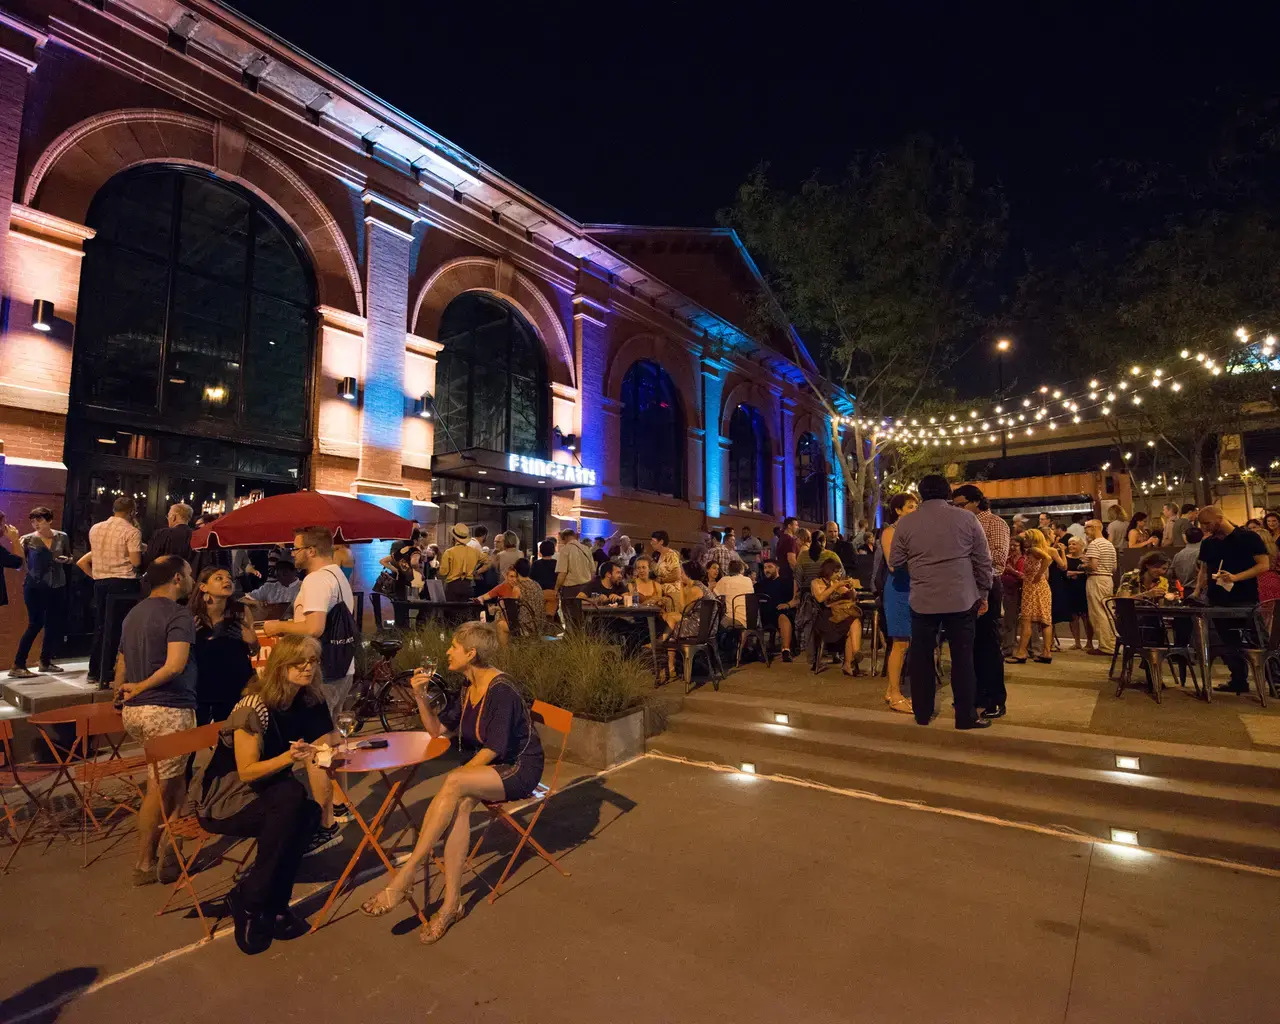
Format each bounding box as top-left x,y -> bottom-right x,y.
995,338 -> 1011,458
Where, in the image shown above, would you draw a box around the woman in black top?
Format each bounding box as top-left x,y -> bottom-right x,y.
11,506 -> 72,677
195,634 -> 328,955
190,565 -> 259,724
362,620 -> 543,944
529,537 -> 560,591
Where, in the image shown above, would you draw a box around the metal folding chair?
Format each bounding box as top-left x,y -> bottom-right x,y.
1,718 -> 65,871
726,593 -> 771,668
501,597 -> 524,639
74,706 -> 148,865
462,701 -> 574,904
145,722 -> 258,941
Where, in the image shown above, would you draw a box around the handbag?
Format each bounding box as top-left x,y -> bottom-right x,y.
372,568 -> 400,597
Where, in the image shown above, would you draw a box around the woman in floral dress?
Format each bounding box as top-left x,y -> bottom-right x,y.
1007,528 -> 1054,665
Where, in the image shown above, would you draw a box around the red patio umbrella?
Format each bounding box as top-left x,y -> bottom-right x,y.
190,491 -> 414,549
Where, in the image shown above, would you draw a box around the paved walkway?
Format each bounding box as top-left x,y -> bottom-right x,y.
717,643 -> 1280,751
3,757 -> 1276,1023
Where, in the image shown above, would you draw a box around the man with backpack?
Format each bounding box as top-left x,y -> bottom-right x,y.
263,525 -> 357,716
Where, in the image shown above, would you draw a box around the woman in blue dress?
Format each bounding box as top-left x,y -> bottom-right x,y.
880,492 -> 918,713
360,620 -> 543,943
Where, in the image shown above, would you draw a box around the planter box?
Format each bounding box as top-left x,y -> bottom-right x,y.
540,706 -> 644,770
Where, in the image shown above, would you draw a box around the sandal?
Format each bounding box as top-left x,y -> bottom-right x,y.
1033,656 -> 1053,664
360,886 -> 407,918
841,665 -> 860,677
887,696 -> 913,715
420,903 -> 465,945
1005,656 -> 1027,664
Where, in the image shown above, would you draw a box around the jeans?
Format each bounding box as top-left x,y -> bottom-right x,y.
15,583 -> 63,667
974,579 -> 1006,711
200,774 -> 320,913
908,607 -> 979,727
88,578 -> 141,680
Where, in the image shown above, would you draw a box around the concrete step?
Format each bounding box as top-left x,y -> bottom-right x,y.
677,691 -> 1280,790
647,729 -> 1280,869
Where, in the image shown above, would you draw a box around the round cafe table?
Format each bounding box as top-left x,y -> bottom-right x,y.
309,730 -> 450,932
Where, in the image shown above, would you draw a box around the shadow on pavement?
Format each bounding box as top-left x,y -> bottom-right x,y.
0,966 -> 100,1024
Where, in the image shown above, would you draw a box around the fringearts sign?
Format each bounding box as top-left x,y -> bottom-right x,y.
506,453 -> 597,487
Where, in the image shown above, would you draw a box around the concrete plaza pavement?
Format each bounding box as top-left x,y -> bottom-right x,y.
2,756 -> 1276,1024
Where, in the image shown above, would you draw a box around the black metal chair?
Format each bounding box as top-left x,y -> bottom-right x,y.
857,597 -> 883,676
1108,598 -> 1199,703
1206,608 -> 1269,706
656,598 -> 725,692
724,593 -> 771,668
501,597 -> 523,639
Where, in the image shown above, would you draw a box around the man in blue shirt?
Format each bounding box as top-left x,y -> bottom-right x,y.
115,555 -> 196,886
888,475 -> 994,730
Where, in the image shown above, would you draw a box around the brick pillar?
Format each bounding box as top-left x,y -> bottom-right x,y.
826,415 -> 845,530
701,358 -> 728,522
353,191 -> 416,500
0,25 -> 40,292
570,294 -> 608,524
780,397 -> 797,518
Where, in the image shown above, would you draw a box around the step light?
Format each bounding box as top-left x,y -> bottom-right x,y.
1115,755 -> 1141,771
739,762 -> 756,774
1109,828 -> 1139,847
773,713 -> 790,725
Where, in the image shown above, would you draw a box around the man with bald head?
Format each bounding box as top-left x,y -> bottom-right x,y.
1194,505 -> 1269,693
1082,518 -> 1118,655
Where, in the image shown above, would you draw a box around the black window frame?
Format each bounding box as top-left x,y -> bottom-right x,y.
796,430 -> 828,524
432,293 -> 549,457
728,404 -> 773,514
619,359 -> 685,498
71,165 -> 317,450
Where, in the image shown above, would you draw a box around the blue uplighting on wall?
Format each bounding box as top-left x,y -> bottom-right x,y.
351,492 -> 414,601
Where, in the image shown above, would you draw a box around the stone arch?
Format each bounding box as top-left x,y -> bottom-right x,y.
23,108 -> 362,314
412,257 -> 573,387
721,378 -> 781,443
604,331 -> 700,431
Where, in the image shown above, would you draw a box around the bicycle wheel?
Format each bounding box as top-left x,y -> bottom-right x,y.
377,673 -> 420,732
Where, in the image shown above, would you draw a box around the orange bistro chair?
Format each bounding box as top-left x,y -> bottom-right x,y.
468,701 -> 575,903
145,722 -> 257,941
74,705 -> 148,865
1,718 -> 65,871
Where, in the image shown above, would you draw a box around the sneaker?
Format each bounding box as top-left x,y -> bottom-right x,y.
8,667 -> 34,679
781,650 -> 793,663
86,675 -> 99,686
303,822 -> 342,857
332,803 -> 354,824
39,662 -> 64,673
272,909 -> 311,940
132,866 -> 158,887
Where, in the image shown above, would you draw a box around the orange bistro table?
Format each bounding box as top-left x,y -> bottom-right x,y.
309,731 -> 450,931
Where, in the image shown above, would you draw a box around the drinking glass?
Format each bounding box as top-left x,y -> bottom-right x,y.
335,710 -> 357,754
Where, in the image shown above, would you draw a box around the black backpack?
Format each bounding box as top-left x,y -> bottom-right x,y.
319,565 -> 358,680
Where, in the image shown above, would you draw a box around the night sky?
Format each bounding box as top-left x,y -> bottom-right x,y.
232,1 -> 1279,389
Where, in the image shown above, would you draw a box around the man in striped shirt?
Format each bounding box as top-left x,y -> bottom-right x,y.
1083,519 -> 1118,655
953,485 -> 1010,718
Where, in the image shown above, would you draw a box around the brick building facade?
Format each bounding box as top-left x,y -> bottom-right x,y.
0,0 -> 844,652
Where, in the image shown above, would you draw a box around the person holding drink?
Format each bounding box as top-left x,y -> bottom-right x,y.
361,621 -> 543,943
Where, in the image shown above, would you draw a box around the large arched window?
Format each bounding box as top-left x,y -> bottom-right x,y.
728,404 -> 772,514
433,293 -> 547,455
796,430 -> 827,523
619,360 -> 684,497
75,166 -> 314,434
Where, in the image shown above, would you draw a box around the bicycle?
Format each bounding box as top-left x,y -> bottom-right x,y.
348,637 -> 426,733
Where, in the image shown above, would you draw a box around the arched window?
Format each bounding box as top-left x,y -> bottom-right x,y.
619,360 -> 684,497
796,430 -> 827,523
728,404 -> 772,514
75,166 -> 314,433
433,293 -> 548,455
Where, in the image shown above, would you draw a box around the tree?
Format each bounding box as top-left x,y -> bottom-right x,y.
722,136 -> 1006,519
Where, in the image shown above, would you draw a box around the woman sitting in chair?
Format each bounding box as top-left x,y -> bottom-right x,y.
658,561 -> 710,682
1117,550 -> 1171,602
810,559 -> 863,675
361,621 -> 543,943
195,635 -> 335,956
475,560 -> 544,643
631,555 -> 663,607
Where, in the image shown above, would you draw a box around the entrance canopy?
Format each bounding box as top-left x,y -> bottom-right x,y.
432,448 -> 596,491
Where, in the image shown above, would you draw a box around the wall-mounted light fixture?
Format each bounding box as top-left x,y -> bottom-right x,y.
32,300 -> 54,332
553,426 -> 579,452
413,392 -> 434,418
339,376 -> 358,400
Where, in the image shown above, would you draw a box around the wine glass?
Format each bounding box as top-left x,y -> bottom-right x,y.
335,710 -> 357,754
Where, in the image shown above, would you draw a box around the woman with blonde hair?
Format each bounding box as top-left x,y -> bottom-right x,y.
194,635 -> 335,955
1007,528 -> 1054,664
361,621 -> 543,943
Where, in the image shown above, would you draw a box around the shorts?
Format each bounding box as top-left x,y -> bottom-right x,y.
122,704 -> 197,781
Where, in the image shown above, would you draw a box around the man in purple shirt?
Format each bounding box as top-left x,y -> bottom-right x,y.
889,475 -> 994,730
